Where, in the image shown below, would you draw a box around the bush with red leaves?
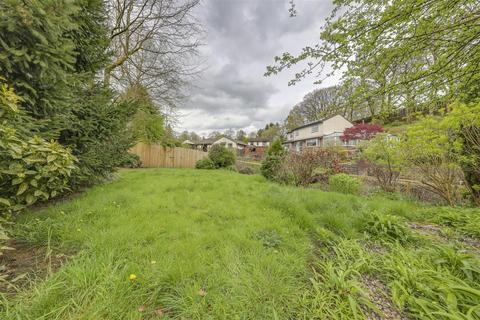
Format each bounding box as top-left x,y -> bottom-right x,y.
341,123 -> 384,142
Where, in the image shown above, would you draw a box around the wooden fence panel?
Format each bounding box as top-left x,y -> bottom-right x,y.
130,143 -> 207,168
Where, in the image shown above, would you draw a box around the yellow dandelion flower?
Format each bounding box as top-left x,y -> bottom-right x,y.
129,274 -> 137,281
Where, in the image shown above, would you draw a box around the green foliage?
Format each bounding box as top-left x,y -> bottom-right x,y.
414,207 -> 480,239
402,117 -> 462,206
266,138 -> 285,156
0,0 -> 134,189
443,102 -> 480,206
301,240 -> 376,319
59,88 -> 136,186
68,0 -> 110,74
329,173 -> 361,195
0,0 -> 77,118
362,133 -> 402,192
195,157 -> 215,169
253,229 -> 283,249
208,144 -> 235,168
257,122 -> 281,139
363,211 -> 412,243
122,85 -> 165,144
381,244 -> 480,319
268,0 -> 480,118
118,153 -> 141,168
131,109 -> 164,144
260,154 -> 284,180
0,133 -> 76,212
0,83 -> 76,212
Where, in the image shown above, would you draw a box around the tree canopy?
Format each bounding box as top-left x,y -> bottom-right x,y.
267,0 -> 480,119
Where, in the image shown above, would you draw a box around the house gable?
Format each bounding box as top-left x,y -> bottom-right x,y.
286,115 -> 353,142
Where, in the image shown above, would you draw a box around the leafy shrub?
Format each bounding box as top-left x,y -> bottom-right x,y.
118,153 -> 141,168
195,157 -> 215,169
260,154 -> 284,180
0,1 -> 135,188
402,117 -> 463,206
1,81 -> 76,212
443,102 -> 480,206
0,129 -> 76,212
266,138 -> 286,156
208,144 -> 235,168
262,147 -> 347,186
341,123 -> 384,141
363,211 -> 412,243
329,173 -> 361,195
283,148 -> 347,186
362,133 -> 402,192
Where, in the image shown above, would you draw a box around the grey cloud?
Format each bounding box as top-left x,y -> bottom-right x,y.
178,0 -> 335,133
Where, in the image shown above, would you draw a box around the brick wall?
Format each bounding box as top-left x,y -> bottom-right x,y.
244,146 -> 267,160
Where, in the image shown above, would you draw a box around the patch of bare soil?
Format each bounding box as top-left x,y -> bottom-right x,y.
0,240 -> 69,295
363,241 -> 387,254
408,222 -> 480,250
361,275 -> 408,320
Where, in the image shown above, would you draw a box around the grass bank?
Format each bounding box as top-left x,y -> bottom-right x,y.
1,169 -> 479,319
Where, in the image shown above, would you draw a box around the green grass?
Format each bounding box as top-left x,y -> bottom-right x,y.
1,169 -> 479,319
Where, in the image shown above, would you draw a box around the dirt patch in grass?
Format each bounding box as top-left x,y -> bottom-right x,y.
362,241 -> 387,254
0,240 -> 69,295
408,222 -> 480,250
361,275 -> 407,320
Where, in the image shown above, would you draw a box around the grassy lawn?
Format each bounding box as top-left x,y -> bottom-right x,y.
1,169 -> 479,319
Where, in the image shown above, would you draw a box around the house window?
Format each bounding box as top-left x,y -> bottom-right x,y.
289,134 -> 294,140
323,132 -> 343,146
294,131 -> 299,137
306,139 -> 317,147
311,125 -> 319,133
296,141 -> 303,152
227,143 -> 233,148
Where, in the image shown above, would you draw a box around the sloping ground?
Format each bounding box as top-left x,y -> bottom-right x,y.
0,169 -> 479,319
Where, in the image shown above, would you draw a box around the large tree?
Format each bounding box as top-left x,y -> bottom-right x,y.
0,0 -> 77,123
0,0 -> 138,186
104,0 -> 201,125
267,0 -> 480,116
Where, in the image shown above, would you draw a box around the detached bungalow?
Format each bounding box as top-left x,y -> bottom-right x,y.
284,115 -> 356,151
190,137 -> 246,152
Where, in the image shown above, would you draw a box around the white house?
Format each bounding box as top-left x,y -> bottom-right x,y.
247,137 -> 271,147
283,115 -> 356,151
192,137 -> 246,152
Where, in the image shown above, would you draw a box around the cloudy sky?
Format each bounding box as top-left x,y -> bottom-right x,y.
177,0 -> 339,136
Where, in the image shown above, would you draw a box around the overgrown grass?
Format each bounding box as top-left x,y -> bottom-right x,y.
1,169 -> 479,319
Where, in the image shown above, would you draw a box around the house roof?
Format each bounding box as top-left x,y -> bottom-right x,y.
248,137 -> 271,142
193,138 -> 216,145
192,137 -> 246,146
286,115 -> 352,134
287,118 -> 326,134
